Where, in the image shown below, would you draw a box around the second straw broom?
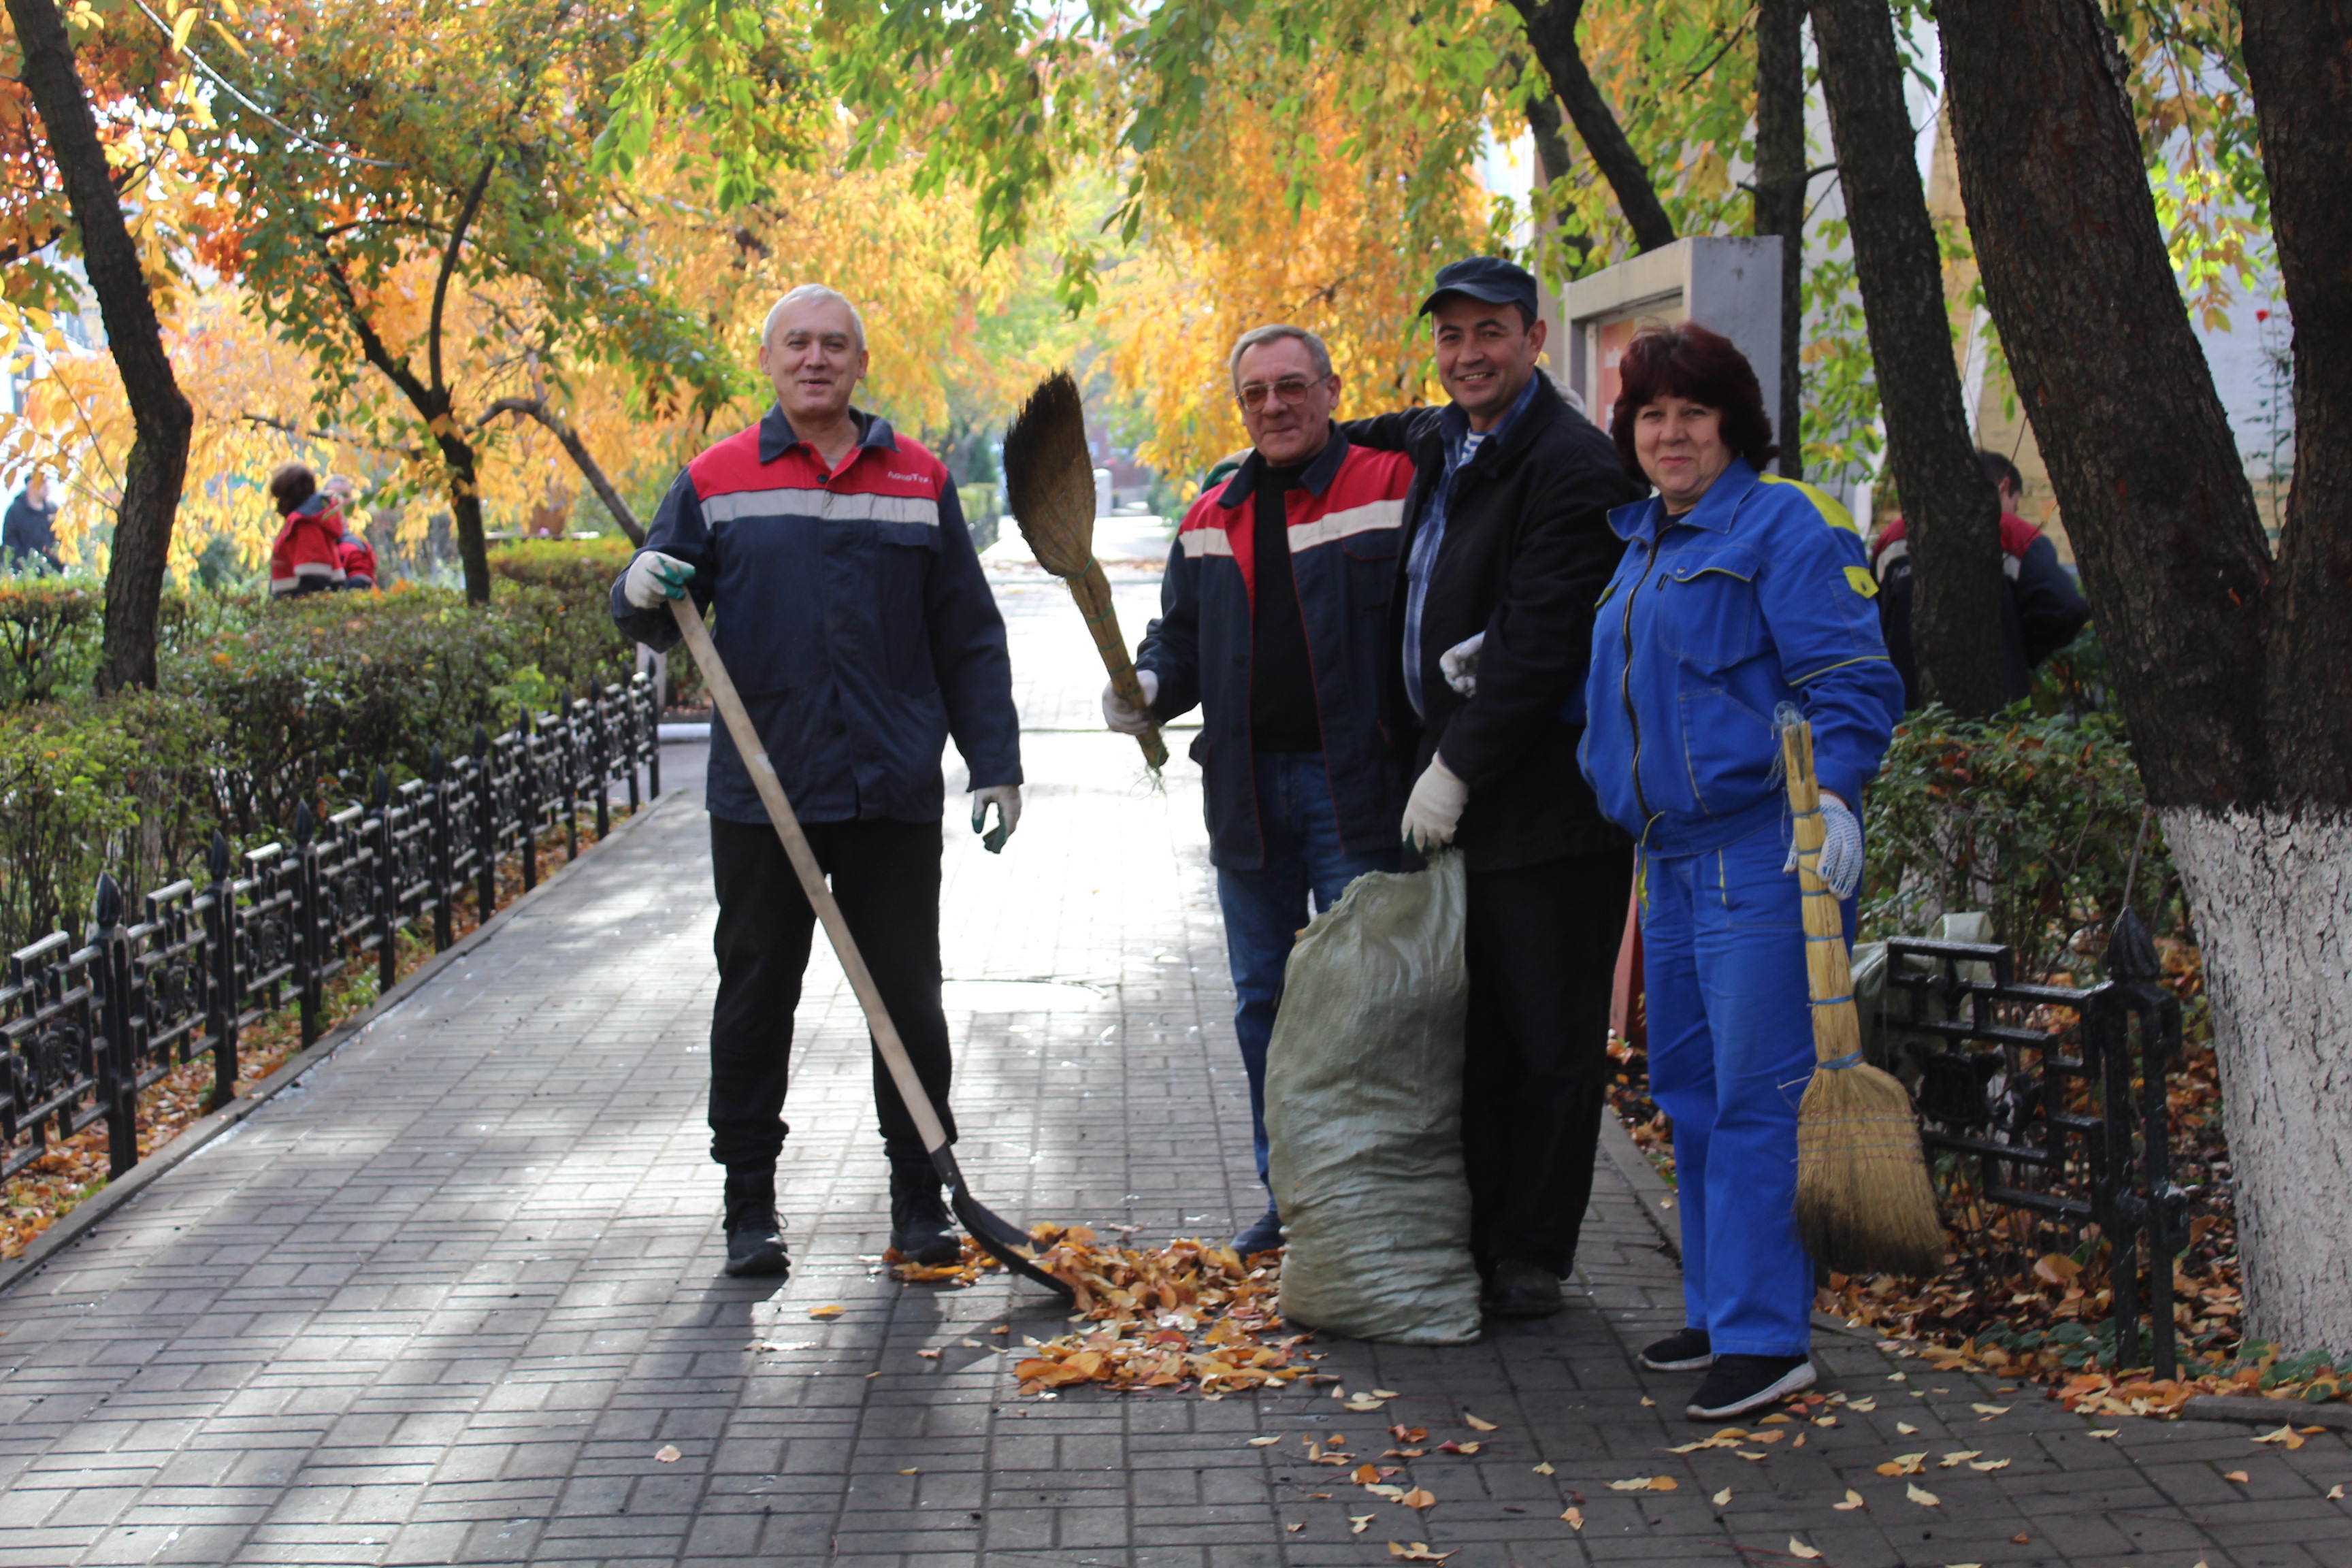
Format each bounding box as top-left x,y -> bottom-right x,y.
1781,713 -> 1946,1278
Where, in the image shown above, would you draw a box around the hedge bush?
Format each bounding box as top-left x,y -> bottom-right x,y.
0,581 -> 105,706
1861,704 -> 2183,981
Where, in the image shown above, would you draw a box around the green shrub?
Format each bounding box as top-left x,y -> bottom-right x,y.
1862,704 -> 2183,981
0,580 -> 103,706
0,689 -> 225,953
488,538 -> 636,700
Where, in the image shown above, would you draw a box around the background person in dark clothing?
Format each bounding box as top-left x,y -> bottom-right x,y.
1871,449 -> 2092,706
1113,323 -> 1417,1254
1342,257 -> 1640,1318
3,474 -> 60,572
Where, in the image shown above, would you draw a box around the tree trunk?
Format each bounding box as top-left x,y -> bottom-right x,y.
5,0 -> 193,693
444,438 -> 491,603
1810,0 -> 2005,717
1509,0 -> 1676,254
1939,0 -> 2352,1353
2240,1 -> 2352,803
1752,0 -> 1806,477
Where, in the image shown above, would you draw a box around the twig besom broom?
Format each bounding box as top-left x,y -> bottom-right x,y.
667,595 -> 1075,1304
1782,717 -> 1946,1277
1002,370 -> 1166,771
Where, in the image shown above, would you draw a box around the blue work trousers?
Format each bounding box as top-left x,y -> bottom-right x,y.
1215,752 -> 1401,1188
1643,815 -> 1855,1357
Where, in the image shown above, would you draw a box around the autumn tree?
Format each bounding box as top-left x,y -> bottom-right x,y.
199,0 -> 754,602
1936,0 -> 2351,1351
0,0 -> 194,689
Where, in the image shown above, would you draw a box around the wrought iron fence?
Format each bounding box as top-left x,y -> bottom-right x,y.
1886,909 -> 2189,1377
0,676 -> 661,1188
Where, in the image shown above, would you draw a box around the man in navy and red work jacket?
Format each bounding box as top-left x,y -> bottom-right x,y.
1103,324 -> 1416,1254
611,284 -> 1022,1281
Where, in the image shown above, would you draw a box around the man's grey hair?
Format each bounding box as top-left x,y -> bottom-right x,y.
762,284 -> 866,351
1227,324 -> 1333,392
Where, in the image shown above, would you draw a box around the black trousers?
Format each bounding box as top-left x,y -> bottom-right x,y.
707,814 -> 956,1171
1462,847 -> 1636,1277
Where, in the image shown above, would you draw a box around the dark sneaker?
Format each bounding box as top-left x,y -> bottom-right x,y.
1232,1201 -> 1284,1255
721,1166 -> 789,1279
1639,1326 -> 1714,1372
889,1163 -> 961,1266
1686,1354 -> 1816,1419
1484,1259 -> 1565,1318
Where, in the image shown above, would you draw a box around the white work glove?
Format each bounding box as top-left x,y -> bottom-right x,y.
622,550 -> 693,609
1102,669 -> 1160,736
1401,754 -> 1469,853
971,784 -> 1022,853
1439,631 -> 1485,697
1787,791 -> 1863,900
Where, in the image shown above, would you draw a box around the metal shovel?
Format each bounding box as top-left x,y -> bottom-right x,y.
669,595 -> 1073,1303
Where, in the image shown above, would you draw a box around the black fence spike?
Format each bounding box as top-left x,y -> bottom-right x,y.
2106,907 -> 2160,983
472,723 -> 489,757
94,871 -> 120,931
372,767 -> 391,809
208,828 -> 231,882
295,802 -> 314,847
429,742 -> 446,783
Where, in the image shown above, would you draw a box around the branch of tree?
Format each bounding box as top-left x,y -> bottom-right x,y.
472,395 -> 646,544
427,154 -> 499,399
1507,0 -> 1677,254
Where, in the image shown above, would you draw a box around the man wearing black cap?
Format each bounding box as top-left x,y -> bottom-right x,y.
1342,256 -> 1639,1318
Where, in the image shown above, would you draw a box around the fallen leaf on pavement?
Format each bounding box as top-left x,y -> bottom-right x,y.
1464,1412 -> 1499,1431
1286,1523 -> 1304,1533
1389,1425 -> 1429,1442
1533,1461 -> 1556,1475
1640,1396 -> 1657,1407
2327,1484 -> 2345,1501
1970,1458 -> 2010,1471
1896,1422 -> 1919,1435
1388,1544 -> 1454,1563
1609,1476 -> 1678,1492
2011,1534 -> 2031,1544
1365,1483 -> 1406,1501
655,1446 -> 681,1463
1738,1450 -> 1768,1461
1787,1538 -> 1822,1561
2087,1428 -> 2119,1439
1563,1506 -> 1585,1529
1848,1398 -> 1878,1412
1436,1440 -> 1480,1454
915,1349 -> 941,1360
2253,1426 -> 2306,1450
2224,1470 -> 2250,1484
807,1304 -> 845,1319
1352,1463 -> 1382,1484
1350,1516 -> 1373,1535
1906,1482 -> 1940,1507
1834,1488 -> 1865,1511
1972,1403 -> 2010,1417
1348,1396 -> 1388,1412
1401,1488 -> 1436,1509
1712,1487 -> 1732,1505
898,1467 -> 918,1475
1938,1450 -> 1980,1467
1373,1388 -> 1400,1398
1247,1435 -> 1280,1446
1876,1452 -> 1929,1476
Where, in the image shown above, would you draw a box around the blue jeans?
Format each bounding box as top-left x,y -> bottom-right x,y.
1643,815 -> 1857,1358
1214,752 -> 1401,1192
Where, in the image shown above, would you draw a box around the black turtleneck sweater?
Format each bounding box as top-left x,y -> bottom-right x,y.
1250,462 -> 1322,754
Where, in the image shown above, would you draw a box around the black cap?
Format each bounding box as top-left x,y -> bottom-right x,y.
1418,256 -> 1539,323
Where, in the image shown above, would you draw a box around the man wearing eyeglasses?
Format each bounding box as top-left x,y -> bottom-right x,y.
1102,324 -> 1416,1255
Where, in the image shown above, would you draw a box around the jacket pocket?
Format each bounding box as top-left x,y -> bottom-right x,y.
1676,681 -> 1777,817
873,523 -> 943,694
1661,544 -> 1765,672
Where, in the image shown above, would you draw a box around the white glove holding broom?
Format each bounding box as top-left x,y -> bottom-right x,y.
1102,670 -> 1160,736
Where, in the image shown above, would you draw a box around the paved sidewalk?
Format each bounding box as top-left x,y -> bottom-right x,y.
0,579 -> 2342,1567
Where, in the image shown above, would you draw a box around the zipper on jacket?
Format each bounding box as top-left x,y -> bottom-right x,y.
1620,540 -> 1656,828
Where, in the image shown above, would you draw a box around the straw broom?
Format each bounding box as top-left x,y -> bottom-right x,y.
1002,370 -> 1166,772
1782,718 -> 1946,1277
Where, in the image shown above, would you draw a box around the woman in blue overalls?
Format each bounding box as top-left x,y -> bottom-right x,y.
1580,323 -> 1904,1419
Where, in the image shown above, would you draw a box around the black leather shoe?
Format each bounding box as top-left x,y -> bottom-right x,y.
1686,1354 -> 1816,1419
721,1166 -> 789,1279
1232,1201 -> 1284,1255
1639,1326 -> 1714,1371
1484,1259 -> 1565,1318
889,1162 -> 961,1266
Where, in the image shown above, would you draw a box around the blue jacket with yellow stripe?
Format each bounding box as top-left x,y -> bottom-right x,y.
1578,459 -> 1904,858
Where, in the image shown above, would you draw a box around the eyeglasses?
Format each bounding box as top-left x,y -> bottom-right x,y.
1236,376 -> 1322,411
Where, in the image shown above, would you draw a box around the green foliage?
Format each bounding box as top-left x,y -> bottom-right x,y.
0,690 -> 226,955
0,580 -> 104,706
488,538 -> 638,697
162,586 -> 630,839
1862,705 -> 2183,983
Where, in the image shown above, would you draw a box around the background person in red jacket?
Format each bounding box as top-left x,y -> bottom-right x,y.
267,463 -> 347,598
1870,448 -> 2092,706
325,476 -> 378,589
1110,324 -> 1416,1256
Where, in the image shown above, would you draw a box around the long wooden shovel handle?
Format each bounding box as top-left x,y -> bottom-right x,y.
1068,559 -> 1167,771
1780,719 -> 1865,1070
670,595 -> 951,1156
